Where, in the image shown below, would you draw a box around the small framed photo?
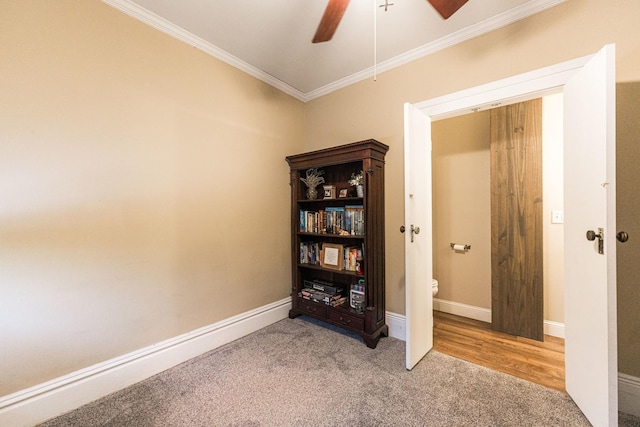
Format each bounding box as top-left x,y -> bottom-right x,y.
338,188 -> 349,198
323,185 -> 336,199
321,243 -> 343,271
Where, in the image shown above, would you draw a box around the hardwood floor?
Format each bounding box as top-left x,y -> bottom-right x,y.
433,310 -> 566,392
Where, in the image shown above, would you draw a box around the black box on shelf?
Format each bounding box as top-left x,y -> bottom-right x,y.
304,279 -> 343,296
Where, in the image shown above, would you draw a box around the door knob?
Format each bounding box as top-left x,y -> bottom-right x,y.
586,228 -> 604,255
617,231 -> 629,243
400,225 -> 405,233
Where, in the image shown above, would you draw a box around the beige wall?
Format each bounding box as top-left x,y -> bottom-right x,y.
542,93 -> 565,323
2,0 -> 639,399
304,0 -> 640,376
431,111 -> 492,309
0,1 -> 304,396
616,82 -> 640,377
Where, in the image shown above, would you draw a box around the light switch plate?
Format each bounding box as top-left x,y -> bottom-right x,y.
551,210 -> 564,224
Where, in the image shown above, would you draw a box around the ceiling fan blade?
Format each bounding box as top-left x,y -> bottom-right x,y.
312,0 -> 350,43
427,0 -> 469,19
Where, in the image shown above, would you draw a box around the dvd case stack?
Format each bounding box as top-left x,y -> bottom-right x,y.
299,280 -> 347,307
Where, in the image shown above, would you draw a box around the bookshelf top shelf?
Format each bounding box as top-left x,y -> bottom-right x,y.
286,139 -> 389,169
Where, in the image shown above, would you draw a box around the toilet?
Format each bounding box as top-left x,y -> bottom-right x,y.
432,278 -> 439,297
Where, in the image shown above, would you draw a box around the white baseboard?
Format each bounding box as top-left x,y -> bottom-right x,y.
543,320 -> 565,339
0,298 -> 291,427
386,311 -> 406,341
433,298 -> 492,323
1,300 -> 632,425
387,300 -> 492,343
433,298 -> 565,339
619,373 -> 640,417
388,300 -> 492,343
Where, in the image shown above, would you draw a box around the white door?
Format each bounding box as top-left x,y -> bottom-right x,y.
404,102 -> 433,370
405,45 -> 617,425
563,44 -> 617,427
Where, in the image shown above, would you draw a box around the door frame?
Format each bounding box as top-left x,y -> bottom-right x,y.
413,55 -> 591,120
407,46 -> 616,423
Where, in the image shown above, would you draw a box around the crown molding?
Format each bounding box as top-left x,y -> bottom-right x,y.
102,0 -> 565,103
101,0 -> 306,101
304,0 -> 566,101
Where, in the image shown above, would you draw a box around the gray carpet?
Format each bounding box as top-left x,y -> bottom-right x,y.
40,317 -> 638,426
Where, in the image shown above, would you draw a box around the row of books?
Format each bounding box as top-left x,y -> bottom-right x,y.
300,241 -> 322,265
299,242 -> 363,273
299,288 -> 347,307
299,205 -> 364,235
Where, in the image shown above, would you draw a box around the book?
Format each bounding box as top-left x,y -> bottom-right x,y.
324,206 -> 345,234
299,242 -> 321,265
345,205 -> 364,235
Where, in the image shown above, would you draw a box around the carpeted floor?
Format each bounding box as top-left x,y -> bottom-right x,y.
40,317 -> 639,426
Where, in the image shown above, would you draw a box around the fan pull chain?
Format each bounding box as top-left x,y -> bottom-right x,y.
373,0 -> 377,81
374,1 -> 394,82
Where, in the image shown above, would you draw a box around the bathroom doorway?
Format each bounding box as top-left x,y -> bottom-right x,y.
431,94 -> 565,340
404,45 -> 617,425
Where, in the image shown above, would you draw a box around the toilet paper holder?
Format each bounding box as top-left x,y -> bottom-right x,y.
450,243 -> 471,251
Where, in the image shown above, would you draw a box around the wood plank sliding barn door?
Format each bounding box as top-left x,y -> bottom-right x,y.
490,99 -> 543,341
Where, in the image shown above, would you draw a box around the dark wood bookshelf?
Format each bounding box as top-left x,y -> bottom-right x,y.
286,139 -> 389,348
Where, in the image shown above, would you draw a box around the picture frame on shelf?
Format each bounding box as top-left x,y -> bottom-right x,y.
323,185 -> 336,199
321,243 -> 344,271
338,188 -> 349,198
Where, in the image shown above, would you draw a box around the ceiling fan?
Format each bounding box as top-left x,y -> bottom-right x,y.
312,0 -> 469,43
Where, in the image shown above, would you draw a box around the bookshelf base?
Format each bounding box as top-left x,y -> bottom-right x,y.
289,299 -> 387,349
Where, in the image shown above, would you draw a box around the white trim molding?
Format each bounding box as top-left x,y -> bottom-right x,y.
619,373 -> 640,417
100,0 -> 305,101
386,311 -> 407,341
543,320 -> 566,339
304,0 -> 567,101
1,301 -> 632,425
433,298 -> 492,323
0,298 -> 291,427
389,301 -> 566,342
433,298 -> 565,339
415,54 -> 592,120
101,0 -> 566,103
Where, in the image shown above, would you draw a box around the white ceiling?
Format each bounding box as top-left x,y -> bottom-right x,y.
103,0 -> 565,101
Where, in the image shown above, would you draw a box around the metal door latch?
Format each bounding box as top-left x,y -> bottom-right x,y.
586,228 -> 604,255
410,225 -> 420,243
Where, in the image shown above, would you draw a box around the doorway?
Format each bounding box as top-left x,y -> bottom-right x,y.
431,94 -> 565,340
404,44 -> 617,426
